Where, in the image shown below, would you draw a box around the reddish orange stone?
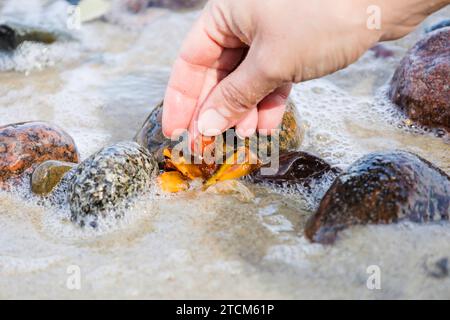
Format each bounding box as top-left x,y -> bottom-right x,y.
0,121 -> 79,189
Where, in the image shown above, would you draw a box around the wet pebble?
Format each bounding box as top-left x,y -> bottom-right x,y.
0,121 -> 79,190
426,19 -> 450,33
0,23 -> 62,52
67,141 -> 158,227
31,160 -> 77,196
249,151 -> 341,189
305,151 -> 450,244
0,25 -> 16,51
389,28 -> 450,132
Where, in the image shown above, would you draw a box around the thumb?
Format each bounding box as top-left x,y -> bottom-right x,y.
197,49 -> 284,136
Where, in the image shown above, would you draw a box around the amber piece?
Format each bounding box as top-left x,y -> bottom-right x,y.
163,148 -> 203,180
204,146 -> 260,187
158,171 -> 189,193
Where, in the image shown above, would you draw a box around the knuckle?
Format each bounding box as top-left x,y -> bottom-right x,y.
259,65 -> 281,82
253,55 -> 283,82
220,82 -> 253,114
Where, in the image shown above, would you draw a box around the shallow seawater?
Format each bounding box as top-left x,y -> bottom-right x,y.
0,1 -> 449,299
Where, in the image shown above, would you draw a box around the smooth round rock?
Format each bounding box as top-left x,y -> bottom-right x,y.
0,121 -> 79,189
249,151 -> 341,188
135,101 -> 174,164
31,160 -> 76,195
68,141 -> 158,227
305,151 -> 450,244
389,28 -> 450,131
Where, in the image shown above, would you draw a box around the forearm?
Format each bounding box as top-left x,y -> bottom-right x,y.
379,0 -> 450,40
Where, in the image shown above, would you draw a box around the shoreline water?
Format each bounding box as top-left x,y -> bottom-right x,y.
0,1 -> 449,299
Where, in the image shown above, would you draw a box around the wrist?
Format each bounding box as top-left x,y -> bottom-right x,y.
378,0 -> 450,40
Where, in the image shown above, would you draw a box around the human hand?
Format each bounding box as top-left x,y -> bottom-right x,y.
162,0 -> 448,145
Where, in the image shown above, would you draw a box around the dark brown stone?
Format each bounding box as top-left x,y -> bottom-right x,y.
135,101 -> 175,164
389,28 -> 450,131
305,151 -> 450,244
0,121 -> 79,190
249,151 -> 341,188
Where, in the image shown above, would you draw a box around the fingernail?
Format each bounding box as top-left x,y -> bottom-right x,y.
235,130 -> 245,140
236,128 -> 255,140
198,109 -> 228,136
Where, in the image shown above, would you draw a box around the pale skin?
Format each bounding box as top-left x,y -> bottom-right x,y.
162,0 -> 449,145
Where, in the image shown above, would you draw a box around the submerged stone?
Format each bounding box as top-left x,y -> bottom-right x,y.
0,23 -> 65,52
305,151 -> 450,244
0,121 -> 79,190
389,28 -> 450,131
31,160 -> 76,195
249,151 -> 341,189
0,25 -> 16,51
426,19 -> 450,33
424,257 -> 449,279
68,141 -> 158,227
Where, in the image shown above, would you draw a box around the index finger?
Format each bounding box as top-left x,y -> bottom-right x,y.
162,15 -> 224,139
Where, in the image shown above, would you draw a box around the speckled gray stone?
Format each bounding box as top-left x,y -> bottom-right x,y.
68,141 -> 158,227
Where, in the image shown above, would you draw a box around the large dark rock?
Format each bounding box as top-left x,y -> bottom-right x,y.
389,28 -> 450,132
0,121 -> 79,190
305,151 -> 450,244
67,141 -> 158,227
